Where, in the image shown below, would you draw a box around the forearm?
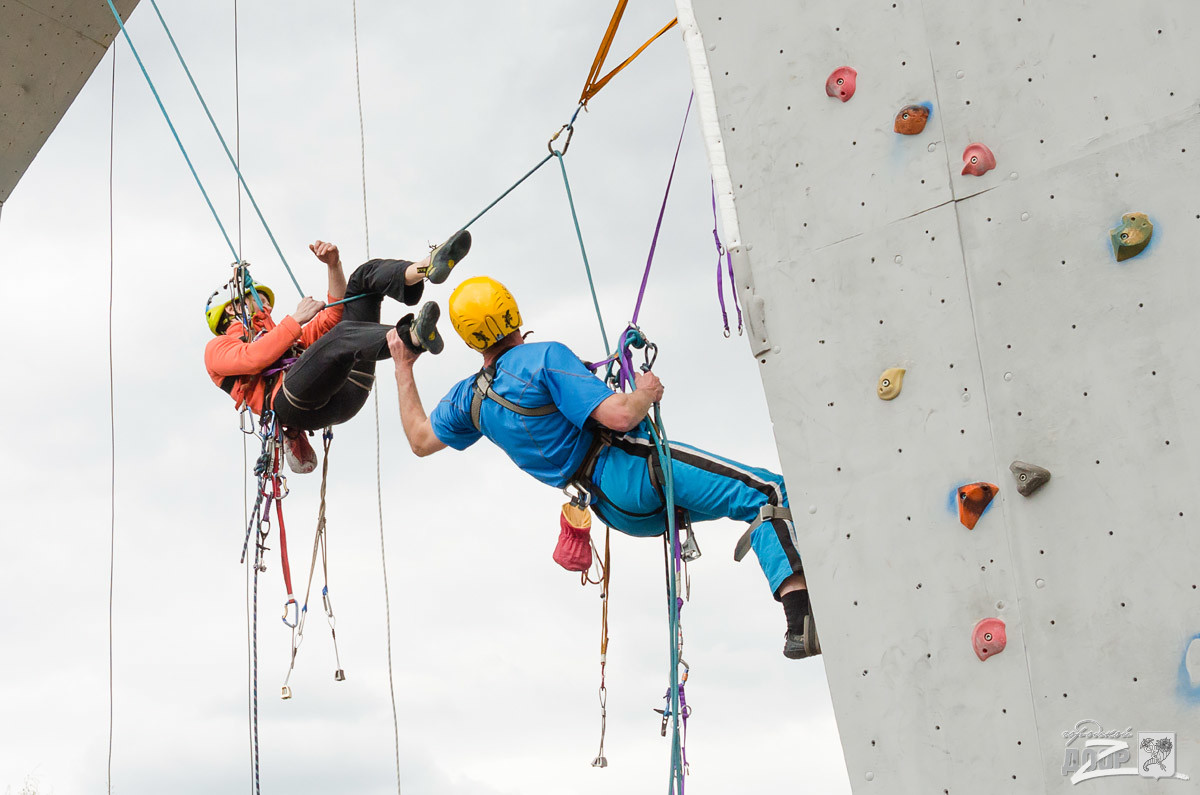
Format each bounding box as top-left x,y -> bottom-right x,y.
326,263 -> 347,301
591,388 -> 657,432
393,363 -> 446,456
625,389 -> 656,425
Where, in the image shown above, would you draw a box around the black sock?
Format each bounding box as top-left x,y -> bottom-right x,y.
781,589 -> 810,635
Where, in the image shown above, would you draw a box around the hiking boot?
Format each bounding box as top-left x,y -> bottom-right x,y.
282,427 -> 318,474
783,613 -> 821,659
401,301 -> 444,355
422,229 -> 471,285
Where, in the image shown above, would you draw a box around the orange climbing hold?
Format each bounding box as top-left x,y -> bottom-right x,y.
957,482 -> 998,530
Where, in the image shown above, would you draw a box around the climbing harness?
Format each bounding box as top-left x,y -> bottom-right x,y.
468,364 -> 558,433
711,180 -> 743,338
282,429 -> 344,698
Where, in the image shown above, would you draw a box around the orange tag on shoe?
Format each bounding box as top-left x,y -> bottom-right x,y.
554,504 -> 594,572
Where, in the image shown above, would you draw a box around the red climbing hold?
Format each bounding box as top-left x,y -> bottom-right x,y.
825,66 -> 857,102
972,617 -> 1007,661
961,143 -> 996,176
957,482 -> 998,530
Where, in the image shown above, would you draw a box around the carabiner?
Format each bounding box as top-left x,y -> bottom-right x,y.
547,123 -> 575,156
563,481 -> 592,509
641,342 -> 658,373
281,598 -> 299,628
322,585 -> 335,619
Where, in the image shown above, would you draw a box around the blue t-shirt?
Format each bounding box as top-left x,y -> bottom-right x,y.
430,341 -> 615,487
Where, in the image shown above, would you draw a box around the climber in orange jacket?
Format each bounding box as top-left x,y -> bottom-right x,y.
205,233 -> 470,471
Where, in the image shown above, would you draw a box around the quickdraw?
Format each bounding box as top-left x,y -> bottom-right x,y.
587,527 -> 611,768
237,410 -> 300,698
282,429 -> 345,699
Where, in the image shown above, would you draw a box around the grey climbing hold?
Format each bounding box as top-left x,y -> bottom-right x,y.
1009,461 -> 1051,496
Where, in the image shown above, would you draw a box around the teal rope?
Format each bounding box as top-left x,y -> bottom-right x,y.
554,152 -> 610,358
460,153 -> 554,232
102,0 -> 239,262
329,128 -> 574,312
145,0 -> 303,297
648,410 -> 685,793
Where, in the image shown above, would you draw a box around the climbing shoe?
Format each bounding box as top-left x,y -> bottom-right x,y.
783,613 -> 821,659
422,229 -> 471,285
282,427 -> 318,475
402,301 -> 444,355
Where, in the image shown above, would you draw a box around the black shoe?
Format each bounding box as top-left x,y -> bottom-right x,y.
404,301 -> 444,355
422,229 -> 471,285
783,614 -> 821,659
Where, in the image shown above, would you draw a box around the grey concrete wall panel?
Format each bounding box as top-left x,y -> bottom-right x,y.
679,0 -> 1200,792
0,0 -> 139,203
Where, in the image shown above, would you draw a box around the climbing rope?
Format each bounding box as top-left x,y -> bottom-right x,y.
559,93 -> 693,791
144,0 -> 301,296
553,152 -> 611,358
240,415 -> 279,795
101,0 -> 239,262
640,401 -> 687,793
350,4 -> 403,790
230,4 -> 261,788
101,0 -> 304,296
106,42 -> 117,795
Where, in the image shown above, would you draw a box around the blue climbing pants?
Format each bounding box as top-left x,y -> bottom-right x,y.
588,427 -> 803,597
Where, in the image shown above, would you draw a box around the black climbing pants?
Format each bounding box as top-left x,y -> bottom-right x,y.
273,258 -> 422,431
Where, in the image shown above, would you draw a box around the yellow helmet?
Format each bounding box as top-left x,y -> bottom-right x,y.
449,276 -> 522,351
205,285 -> 275,336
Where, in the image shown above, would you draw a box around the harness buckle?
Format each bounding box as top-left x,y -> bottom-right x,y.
733,505 -> 792,562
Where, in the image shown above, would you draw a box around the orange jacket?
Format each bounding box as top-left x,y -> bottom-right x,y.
205,297 -> 344,414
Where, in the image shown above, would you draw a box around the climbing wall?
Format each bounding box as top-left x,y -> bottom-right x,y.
0,0 -> 140,203
677,0 -> 1200,792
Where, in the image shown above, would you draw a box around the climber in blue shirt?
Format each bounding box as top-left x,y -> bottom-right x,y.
385,275 -> 819,659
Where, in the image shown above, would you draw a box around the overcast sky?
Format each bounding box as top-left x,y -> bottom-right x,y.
0,2 -> 850,793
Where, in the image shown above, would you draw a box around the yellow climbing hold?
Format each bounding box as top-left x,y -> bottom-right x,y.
877,368 -> 906,400
1110,212 -> 1153,261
